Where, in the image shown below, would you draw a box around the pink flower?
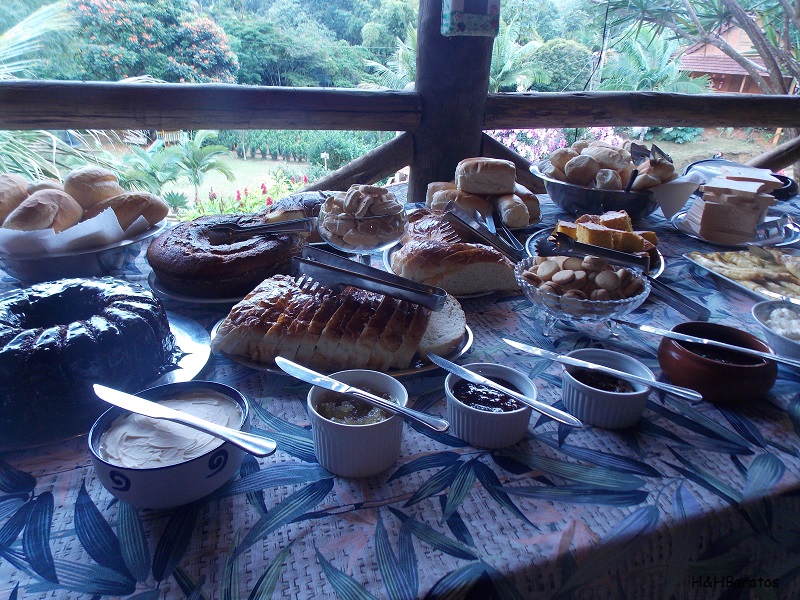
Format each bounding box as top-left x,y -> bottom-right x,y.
303,174 -> 308,184
291,176 -> 296,184
236,190 -> 241,201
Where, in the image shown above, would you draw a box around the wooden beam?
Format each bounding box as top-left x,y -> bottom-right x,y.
0,80 -> 421,131
303,132 -> 414,192
483,92 -> 800,129
407,1 -> 494,204
746,134 -> 800,171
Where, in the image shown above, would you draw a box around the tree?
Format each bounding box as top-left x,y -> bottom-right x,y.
71,0 -> 238,83
599,26 -> 711,93
174,131 -> 235,204
119,144 -> 182,194
364,25 -> 416,89
606,0 -> 799,96
490,19 -> 549,92
529,39 -> 594,92
0,1 -> 71,78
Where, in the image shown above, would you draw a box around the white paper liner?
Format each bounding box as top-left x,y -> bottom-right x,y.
0,208 -> 151,256
650,172 -> 705,219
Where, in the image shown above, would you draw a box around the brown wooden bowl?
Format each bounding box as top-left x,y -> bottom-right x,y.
657,322 -> 777,405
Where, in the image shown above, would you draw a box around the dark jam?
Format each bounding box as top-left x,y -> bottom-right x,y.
679,342 -> 761,366
572,368 -> 635,393
452,379 -> 522,413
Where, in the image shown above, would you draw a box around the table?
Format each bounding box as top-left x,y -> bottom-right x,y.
2,195 -> 800,599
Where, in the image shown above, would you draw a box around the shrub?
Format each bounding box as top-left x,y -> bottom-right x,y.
645,127 -> 703,144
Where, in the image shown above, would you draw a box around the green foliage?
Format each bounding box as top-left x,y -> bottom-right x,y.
118,144 -> 181,193
69,0 -> 238,82
0,1 -> 72,78
161,190 -> 189,210
173,130 -> 235,202
645,127 -> 704,145
529,38 -> 593,92
490,19 -> 548,92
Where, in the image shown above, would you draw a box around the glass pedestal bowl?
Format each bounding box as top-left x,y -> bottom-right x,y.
515,256 -> 651,336
317,204 -> 408,264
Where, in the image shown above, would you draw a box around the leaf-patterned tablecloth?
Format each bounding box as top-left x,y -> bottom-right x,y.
2,196 -> 800,599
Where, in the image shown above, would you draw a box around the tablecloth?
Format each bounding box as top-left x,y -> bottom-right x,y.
2,194 -> 800,599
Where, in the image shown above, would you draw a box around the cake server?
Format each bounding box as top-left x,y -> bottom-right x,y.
427,353 -> 583,427
274,357 -> 450,432
205,217 -> 318,243
611,319 -> 800,370
502,338 -> 704,402
92,384 -> 278,457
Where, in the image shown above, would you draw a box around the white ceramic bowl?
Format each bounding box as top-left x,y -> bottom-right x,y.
89,381 -> 250,509
561,349 -> 654,429
752,300 -> 800,358
307,370 -> 408,478
444,363 -> 535,449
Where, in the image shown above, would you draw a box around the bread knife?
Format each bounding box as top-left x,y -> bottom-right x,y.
427,352 -> 583,427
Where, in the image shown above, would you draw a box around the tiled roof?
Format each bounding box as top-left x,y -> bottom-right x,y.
678,53 -> 767,76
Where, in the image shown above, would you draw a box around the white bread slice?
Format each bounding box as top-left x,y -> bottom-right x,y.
720,166 -> 783,192
293,293 -> 342,365
702,176 -> 769,198
418,294 -> 466,359
309,289 -> 364,369
686,198 -> 761,245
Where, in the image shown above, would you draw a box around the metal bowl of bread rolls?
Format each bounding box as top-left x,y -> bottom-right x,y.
531,140 -> 676,221
0,168 -> 169,283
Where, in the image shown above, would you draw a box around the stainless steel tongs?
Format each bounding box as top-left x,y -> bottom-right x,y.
291,246 -> 448,311
205,217 -> 318,243
534,232 -> 651,272
443,201 -> 524,262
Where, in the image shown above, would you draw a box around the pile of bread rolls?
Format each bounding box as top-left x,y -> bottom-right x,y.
425,157 -> 541,229
541,140 -> 678,192
0,166 -> 169,235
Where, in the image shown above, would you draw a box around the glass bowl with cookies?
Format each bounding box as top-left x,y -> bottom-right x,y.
515,254 -> 651,336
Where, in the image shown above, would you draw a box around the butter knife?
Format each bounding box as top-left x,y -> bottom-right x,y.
274,357 -> 449,432
611,319 -> 800,370
502,338 -> 704,402
427,353 -> 583,427
92,384 -> 278,457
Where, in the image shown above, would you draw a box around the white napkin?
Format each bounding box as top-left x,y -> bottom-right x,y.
650,172 -> 705,219
0,209 -> 146,256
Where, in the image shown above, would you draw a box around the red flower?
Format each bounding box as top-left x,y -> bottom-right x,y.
291,176 -> 296,184
303,174 -> 308,184
236,190 -> 241,201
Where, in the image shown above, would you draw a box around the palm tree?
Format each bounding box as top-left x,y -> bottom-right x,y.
174,131 -> 235,204
364,26 -> 416,90
119,145 -> 183,194
489,20 -> 550,92
598,27 -> 711,93
0,1 -> 72,79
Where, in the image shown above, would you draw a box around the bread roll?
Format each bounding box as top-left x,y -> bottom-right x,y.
2,189 -> 83,233
514,182 -> 541,222
549,148 -> 578,172
455,157 -> 516,195
0,173 -> 30,224
83,191 -> 169,229
581,146 -> 631,171
425,181 -> 456,206
631,173 -> 661,191
430,188 -> 493,217
63,166 -> 124,209
564,155 -> 600,186
491,193 -> 529,228
27,179 -> 64,194
595,169 -> 622,190
540,161 -> 566,181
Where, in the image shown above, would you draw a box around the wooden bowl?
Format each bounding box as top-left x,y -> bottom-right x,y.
657,322 -> 777,405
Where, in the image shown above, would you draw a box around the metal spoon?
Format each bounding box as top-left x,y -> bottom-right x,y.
93,384 -> 278,457
502,338 -> 704,402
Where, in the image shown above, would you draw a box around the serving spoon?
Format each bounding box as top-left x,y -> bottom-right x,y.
93,384 -> 278,457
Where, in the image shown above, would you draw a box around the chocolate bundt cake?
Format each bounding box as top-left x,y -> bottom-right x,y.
0,277 -> 180,447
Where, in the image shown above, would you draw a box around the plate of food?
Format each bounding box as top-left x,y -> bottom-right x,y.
524,226 -> 666,279
209,319 -> 473,378
685,247 -> 800,302
672,210 -> 800,248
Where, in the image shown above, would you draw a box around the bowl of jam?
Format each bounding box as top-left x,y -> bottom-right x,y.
561,348 -> 655,429
444,363 -> 535,449
658,321 -> 777,405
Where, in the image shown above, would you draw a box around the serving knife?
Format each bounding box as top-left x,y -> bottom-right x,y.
427,353 -> 583,427
92,384 -> 278,457
274,357 -> 450,432
611,319 -> 800,370
502,338 -> 704,402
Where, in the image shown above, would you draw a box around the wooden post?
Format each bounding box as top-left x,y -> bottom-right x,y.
408,0 -> 494,203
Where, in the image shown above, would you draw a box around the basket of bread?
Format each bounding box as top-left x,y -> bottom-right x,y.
0,167 -> 169,282
533,140 -> 701,221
